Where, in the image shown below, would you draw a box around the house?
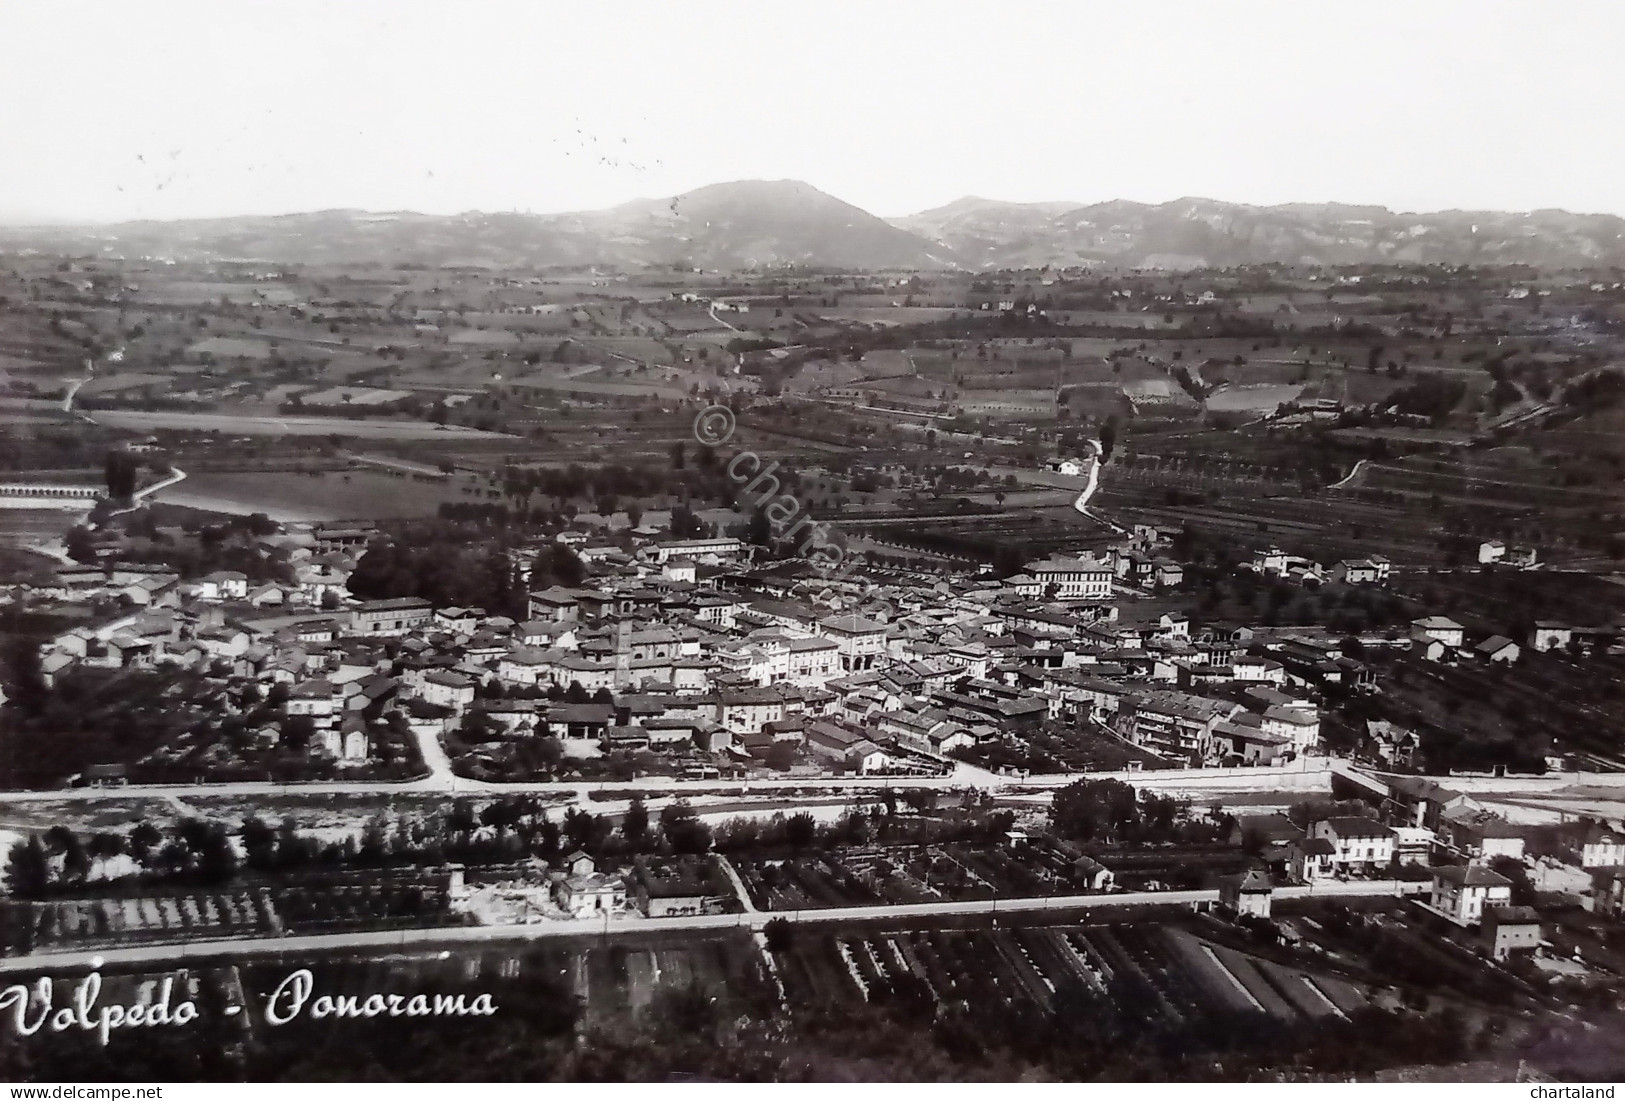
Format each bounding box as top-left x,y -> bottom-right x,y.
419,669 -> 477,711
629,859 -> 727,917
1581,823 -> 1625,869
1439,807 -> 1525,861
1291,837 -> 1337,882
1045,458 -> 1084,476
1475,636 -> 1520,664
1308,817 -> 1395,872
1430,863 -> 1513,924
1218,868 -> 1274,919
1529,622 -> 1574,653
1385,776 -> 1480,830
319,716 -> 370,762
198,570 -> 249,601
816,614 -> 888,672
1478,540 -> 1507,565
1335,557 -> 1391,585
1591,868 -> 1625,919
717,686 -> 785,734
805,721 -> 892,774
1025,554 -> 1114,600
1113,690 -> 1238,759
649,537 -> 745,564
349,597 -> 433,636
553,873 -> 625,916
1411,616 -> 1466,649
1072,856 -> 1115,891
1482,905 -> 1542,961
1392,826 -> 1436,865
527,587 -> 582,623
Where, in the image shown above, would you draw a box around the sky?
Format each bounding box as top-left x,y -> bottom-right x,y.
2,0 -> 1622,224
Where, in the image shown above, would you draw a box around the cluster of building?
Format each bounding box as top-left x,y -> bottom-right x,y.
16,499 -> 1617,785
18,513 -> 1366,777
1233,776 -> 1625,963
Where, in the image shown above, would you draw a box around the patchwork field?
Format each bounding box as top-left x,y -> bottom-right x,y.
161,469 -> 471,521
88,410 -> 514,438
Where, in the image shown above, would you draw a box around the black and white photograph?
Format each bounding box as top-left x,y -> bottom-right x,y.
2,0 -> 1625,1087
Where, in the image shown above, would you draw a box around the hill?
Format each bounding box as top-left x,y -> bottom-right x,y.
0,180 -> 949,272
890,196 -> 1625,270
5,185 -> 1625,271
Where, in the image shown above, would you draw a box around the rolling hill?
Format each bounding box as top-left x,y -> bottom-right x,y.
4,182 -> 1623,271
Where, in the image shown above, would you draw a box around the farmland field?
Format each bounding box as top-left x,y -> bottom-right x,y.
87,409 -> 514,438
1206,383 -> 1304,412
159,469 -> 469,521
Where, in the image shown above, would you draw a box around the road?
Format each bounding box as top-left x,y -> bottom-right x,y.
0,879 -> 1427,975
410,725 -> 457,785
0,758 -> 1343,807
1329,458 -> 1370,490
707,303 -> 741,333
60,376 -> 91,417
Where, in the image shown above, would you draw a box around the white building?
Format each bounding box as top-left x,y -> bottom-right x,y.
1308,818 -> 1395,872
1430,864 -> 1513,924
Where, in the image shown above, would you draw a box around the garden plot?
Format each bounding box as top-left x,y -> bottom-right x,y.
731,841 -> 1089,912
768,921 -> 1389,1030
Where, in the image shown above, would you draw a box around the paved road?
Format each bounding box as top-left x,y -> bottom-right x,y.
0,879 -> 1427,975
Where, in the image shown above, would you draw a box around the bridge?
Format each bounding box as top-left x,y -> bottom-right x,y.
0,483 -> 105,510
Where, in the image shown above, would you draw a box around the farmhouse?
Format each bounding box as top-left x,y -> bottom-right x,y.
630,859 -> 728,917
552,873 -> 625,916
1411,616 -> 1466,649
1335,557 -> 1391,585
1529,622 -> 1574,653
1475,635 -> 1520,663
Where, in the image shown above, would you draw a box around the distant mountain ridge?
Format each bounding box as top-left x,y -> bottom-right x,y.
3,180 -> 1622,270
893,195 -> 1625,270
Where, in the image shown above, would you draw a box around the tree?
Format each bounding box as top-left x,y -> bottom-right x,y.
1050,778 -> 1140,842
622,797 -> 650,846
746,505 -> 773,548
763,916 -> 794,952
241,816 -> 277,871
784,811 -> 817,854
128,822 -> 162,867
103,452 -> 139,499
563,808 -> 606,853
3,835 -> 50,896
660,802 -> 712,854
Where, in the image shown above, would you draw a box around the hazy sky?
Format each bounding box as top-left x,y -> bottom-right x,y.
3,0 -> 1622,223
